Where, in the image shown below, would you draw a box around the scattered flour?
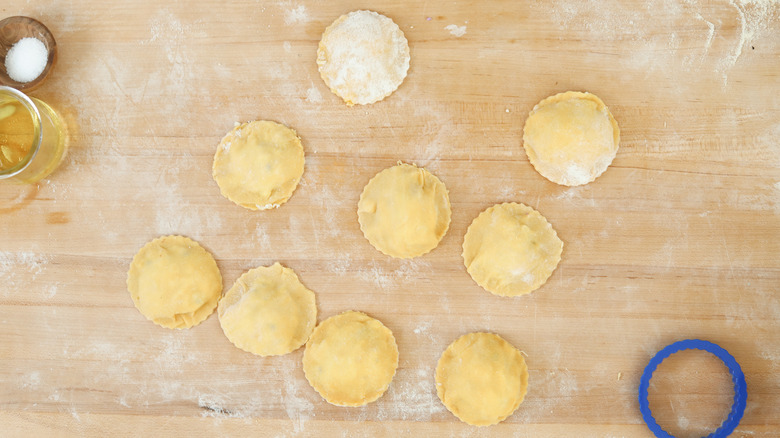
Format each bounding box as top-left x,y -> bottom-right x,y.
535,0 -> 646,39
305,85 -> 323,103
327,254 -> 352,275
284,5 -> 309,25
407,95 -> 458,167
357,259 -> 433,290
254,222 -> 272,249
498,183 -> 522,201
145,10 -> 197,84
718,0 -> 779,83
293,177 -> 349,259
280,364 -> 315,433
0,251 -> 50,296
265,60 -> 299,98
540,368 -> 580,404
198,394 -> 243,418
358,261 -> 396,290
21,371 -> 41,389
153,152 -> 223,240
192,356 -> 315,432
695,13 -> 716,53
533,0 -> 777,87
140,9 -> 205,131
382,367 -> 445,421
0,251 -> 48,278
43,284 -> 59,300
444,24 -> 467,37
413,321 -> 432,335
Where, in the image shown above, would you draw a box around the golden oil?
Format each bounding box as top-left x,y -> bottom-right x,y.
0,86 -> 67,183
0,99 -> 35,170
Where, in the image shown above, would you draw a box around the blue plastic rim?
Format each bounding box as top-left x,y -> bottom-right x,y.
638,339 -> 748,438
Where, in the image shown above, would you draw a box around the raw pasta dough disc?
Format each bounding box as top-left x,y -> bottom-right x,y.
218,263 -> 317,356
127,235 -> 222,329
462,203 -> 562,297
212,120 -> 304,210
358,162 -> 451,258
436,332 -> 529,426
317,10 -> 410,105
302,311 -> 398,407
522,91 -> 620,186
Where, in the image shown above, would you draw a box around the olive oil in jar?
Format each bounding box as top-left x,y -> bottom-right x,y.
0,86 -> 67,183
0,99 -> 36,171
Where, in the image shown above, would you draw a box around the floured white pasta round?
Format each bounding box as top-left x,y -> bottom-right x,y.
317,10 -> 410,106
522,91 -> 620,186
212,120 -> 305,210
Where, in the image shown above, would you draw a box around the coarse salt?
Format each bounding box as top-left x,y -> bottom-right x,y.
5,37 -> 48,83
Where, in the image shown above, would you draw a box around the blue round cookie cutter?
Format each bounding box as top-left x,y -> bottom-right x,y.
638,339 -> 747,438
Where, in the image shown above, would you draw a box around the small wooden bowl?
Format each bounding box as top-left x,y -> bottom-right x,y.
0,16 -> 57,92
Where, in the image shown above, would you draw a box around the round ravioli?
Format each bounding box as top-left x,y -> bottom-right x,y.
317,10 -> 410,105
358,162 -> 451,258
302,311 -> 399,407
127,235 -> 222,329
218,263 -> 317,356
212,120 -> 305,210
436,332 -> 529,426
523,91 -> 620,186
462,203 -> 562,297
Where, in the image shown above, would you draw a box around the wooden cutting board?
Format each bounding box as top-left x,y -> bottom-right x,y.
2,0 -> 778,436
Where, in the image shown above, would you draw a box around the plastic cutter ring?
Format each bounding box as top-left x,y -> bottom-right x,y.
638,339 -> 747,438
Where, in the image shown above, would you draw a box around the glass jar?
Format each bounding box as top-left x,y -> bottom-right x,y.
0,85 -> 67,183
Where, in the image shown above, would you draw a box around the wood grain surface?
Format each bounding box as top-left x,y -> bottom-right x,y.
1,0 -> 779,436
